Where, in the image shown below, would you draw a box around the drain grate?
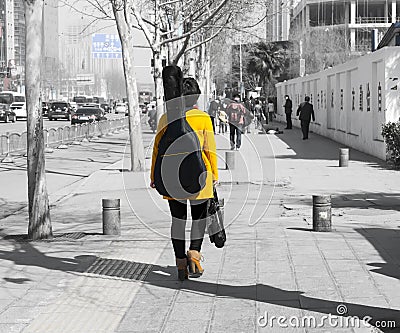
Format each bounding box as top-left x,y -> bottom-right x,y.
86,258 -> 153,281
54,232 -> 87,240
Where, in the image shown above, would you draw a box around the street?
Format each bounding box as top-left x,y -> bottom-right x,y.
0,112 -> 126,136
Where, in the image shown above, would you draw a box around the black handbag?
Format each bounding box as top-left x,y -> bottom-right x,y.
207,188 -> 226,248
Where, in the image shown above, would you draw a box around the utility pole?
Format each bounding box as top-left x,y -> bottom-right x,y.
239,39 -> 243,99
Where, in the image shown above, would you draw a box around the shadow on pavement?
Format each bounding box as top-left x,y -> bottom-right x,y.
332,193 -> 400,212
272,124 -> 387,167
357,227 -> 400,281
0,235 -> 398,331
145,264 -> 399,332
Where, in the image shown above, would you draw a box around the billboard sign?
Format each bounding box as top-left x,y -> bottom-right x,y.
76,73 -> 95,86
92,34 -> 122,59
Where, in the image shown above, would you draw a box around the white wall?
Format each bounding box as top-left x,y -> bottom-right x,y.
276,47 -> 400,160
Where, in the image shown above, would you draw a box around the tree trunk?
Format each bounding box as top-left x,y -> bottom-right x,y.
153,51 -> 164,122
112,3 -> 145,172
25,0 -> 52,240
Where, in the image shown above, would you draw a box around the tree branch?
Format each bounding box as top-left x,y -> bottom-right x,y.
172,34 -> 190,65
160,0 -> 228,46
131,3 -> 155,52
184,22 -> 226,53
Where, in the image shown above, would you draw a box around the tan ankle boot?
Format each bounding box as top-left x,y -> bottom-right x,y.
175,258 -> 188,281
187,250 -> 204,277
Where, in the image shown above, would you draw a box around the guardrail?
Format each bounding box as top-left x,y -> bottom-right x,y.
0,117 -> 129,157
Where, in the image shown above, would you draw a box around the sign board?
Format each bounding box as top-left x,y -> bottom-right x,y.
92,34 -> 122,59
76,73 -> 95,86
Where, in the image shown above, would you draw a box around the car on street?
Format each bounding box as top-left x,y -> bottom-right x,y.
114,102 -> 127,114
0,103 -> 16,123
48,101 -> 72,121
10,102 -> 27,120
71,107 -> 106,125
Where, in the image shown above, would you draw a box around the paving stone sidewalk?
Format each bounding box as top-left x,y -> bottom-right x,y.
0,122 -> 399,333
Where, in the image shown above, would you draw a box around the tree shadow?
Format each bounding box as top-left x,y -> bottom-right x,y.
271,122 -> 387,168
356,227 -> 400,281
0,234 -> 398,331
332,193 -> 400,212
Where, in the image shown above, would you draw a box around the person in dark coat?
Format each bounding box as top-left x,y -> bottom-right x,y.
283,95 -> 293,129
296,96 -> 315,140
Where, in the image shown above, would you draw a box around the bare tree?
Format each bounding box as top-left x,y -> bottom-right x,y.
60,0 -> 145,171
111,0 -> 145,171
25,0 -> 52,240
131,0 -> 234,120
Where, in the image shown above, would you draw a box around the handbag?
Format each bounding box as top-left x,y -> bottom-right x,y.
207,188 -> 226,248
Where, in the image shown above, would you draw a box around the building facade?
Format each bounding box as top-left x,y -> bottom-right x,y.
276,46 -> 400,160
268,0 -> 291,41
291,0 -> 399,52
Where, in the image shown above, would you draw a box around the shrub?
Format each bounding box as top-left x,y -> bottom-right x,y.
382,121 -> 400,168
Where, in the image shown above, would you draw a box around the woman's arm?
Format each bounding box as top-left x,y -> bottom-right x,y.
203,115 -> 218,182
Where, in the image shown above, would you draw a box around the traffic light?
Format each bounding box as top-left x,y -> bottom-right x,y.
6,67 -> 11,78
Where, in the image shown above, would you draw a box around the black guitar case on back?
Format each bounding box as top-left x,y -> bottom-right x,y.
153,65 -> 207,199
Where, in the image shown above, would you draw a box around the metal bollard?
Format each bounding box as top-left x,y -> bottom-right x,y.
312,195 -> 332,232
102,199 -> 121,235
225,151 -> 235,170
339,148 -> 349,167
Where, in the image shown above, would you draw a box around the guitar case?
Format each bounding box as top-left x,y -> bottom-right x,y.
153,65 -> 207,199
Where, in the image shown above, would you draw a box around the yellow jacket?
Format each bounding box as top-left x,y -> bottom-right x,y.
151,108 -> 218,200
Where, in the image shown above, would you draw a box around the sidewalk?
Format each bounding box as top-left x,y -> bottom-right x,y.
0,122 -> 399,333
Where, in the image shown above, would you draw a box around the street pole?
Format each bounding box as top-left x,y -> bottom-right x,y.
239,40 -> 243,99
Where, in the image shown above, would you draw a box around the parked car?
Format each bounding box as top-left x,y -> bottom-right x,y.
0,103 -> 16,123
71,107 -> 106,125
42,101 -> 50,117
114,102 -> 127,114
48,101 -> 72,121
10,102 -> 27,120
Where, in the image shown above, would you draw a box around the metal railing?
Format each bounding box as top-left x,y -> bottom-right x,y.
0,117 -> 129,157
355,17 -> 389,24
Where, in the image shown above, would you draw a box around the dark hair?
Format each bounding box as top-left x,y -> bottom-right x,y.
182,78 -> 201,107
285,95 -> 289,98
305,96 -> 310,102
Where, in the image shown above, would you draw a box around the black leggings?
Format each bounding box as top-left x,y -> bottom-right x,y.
168,200 -> 208,259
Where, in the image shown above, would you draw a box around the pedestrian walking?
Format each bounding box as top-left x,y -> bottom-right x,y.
243,97 -> 253,133
296,96 -> 315,140
267,98 -> 275,123
218,109 -> 228,134
207,98 -> 219,133
226,94 -> 248,150
151,69 -> 218,281
254,100 -> 263,129
283,95 -> 293,129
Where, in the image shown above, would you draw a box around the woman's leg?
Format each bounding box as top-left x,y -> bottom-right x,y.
189,200 -> 208,252
168,200 -> 187,259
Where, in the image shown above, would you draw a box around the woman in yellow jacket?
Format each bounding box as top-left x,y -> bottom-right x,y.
151,78 -> 218,280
